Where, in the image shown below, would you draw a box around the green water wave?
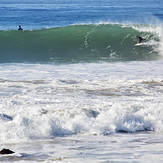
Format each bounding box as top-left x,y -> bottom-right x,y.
0,24 -> 160,63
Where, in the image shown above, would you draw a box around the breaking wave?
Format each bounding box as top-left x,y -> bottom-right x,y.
0,23 -> 162,63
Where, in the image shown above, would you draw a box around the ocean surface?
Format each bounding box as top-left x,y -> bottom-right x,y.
0,0 -> 163,162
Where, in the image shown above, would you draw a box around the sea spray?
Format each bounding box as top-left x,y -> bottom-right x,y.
131,23 -> 163,56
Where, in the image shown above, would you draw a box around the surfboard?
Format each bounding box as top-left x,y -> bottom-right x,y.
135,43 -> 145,46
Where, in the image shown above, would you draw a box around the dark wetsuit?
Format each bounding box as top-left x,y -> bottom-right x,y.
18,26 -> 23,30
137,36 -> 143,43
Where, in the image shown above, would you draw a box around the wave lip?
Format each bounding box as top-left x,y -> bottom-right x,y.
0,23 -> 162,63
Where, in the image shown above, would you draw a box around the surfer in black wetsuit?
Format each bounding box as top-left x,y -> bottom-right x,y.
136,36 -> 143,43
18,25 -> 23,30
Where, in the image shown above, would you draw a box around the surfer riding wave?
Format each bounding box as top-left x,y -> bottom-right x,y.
136,36 -> 143,43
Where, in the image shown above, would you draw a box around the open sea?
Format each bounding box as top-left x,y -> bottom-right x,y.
0,0 -> 163,162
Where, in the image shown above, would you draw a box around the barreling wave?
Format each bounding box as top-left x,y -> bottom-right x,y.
0,23 -> 162,63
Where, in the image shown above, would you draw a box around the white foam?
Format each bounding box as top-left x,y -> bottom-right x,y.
131,23 -> 163,56
0,61 -> 162,142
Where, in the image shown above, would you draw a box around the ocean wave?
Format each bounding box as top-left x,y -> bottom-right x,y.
0,100 -> 162,141
0,23 -> 162,63
0,61 -> 162,142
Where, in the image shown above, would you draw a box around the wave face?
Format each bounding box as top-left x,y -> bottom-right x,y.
0,23 -> 162,63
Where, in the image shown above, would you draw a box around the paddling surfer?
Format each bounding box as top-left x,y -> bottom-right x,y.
18,25 -> 23,30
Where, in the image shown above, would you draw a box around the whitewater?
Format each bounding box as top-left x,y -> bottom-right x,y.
0,0 -> 163,162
